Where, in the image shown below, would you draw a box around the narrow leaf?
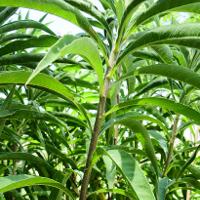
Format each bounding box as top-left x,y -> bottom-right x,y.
106,97 -> 200,125
0,174 -> 74,199
103,149 -> 156,200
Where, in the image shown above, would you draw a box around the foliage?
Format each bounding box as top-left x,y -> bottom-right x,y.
0,0 -> 200,199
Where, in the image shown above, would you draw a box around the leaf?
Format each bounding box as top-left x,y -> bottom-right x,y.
0,152 -> 54,174
0,7 -> 17,25
188,165 -> 200,179
0,53 -> 77,67
0,71 -> 91,130
115,0 -> 125,23
0,71 -> 74,102
134,0 -> 200,26
136,64 -> 200,90
102,156 -> 116,189
101,112 -> 168,135
26,36 -> 104,89
0,33 -> 33,45
0,174 -> 74,199
149,131 -> 168,155
0,35 -> 58,57
0,20 -> 55,35
88,188 -> 133,199
158,177 -> 172,200
119,23 -> 200,63
151,45 -> 174,64
176,145 -> 200,178
119,120 -> 159,176
116,0 -> 146,46
64,0 -> 111,38
106,97 -> 200,125
102,149 -> 156,200
0,0 -> 105,53
61,37 -> 104,88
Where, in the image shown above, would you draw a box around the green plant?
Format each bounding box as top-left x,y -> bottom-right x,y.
0,0 -> 200,199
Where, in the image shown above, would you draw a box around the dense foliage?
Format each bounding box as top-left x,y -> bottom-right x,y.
0,0 -> 200,199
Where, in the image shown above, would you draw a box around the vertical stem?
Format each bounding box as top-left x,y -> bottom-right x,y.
79,49 -> 117,200
162,115 -> 179,177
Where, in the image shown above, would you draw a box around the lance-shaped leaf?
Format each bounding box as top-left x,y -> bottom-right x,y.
119,23 -> 200,63
101,112 -> 168,135
0,35 -> 58,57
0,0 -> 105,52
136,64 -> 200,90
0,174 -> 74,199
106,97 -> 200,125
0,7 -> 17,25
116,0 -> 146,46
103,149 -> 156,200
0,20 -> 55,35
134,0 -> 200,26
26,36 -> 104,89
64,0 -> 111,38
0,71 -> 91,130
101,115 -> 160,176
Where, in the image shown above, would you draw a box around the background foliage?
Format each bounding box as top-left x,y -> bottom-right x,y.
0,0 -> 200,199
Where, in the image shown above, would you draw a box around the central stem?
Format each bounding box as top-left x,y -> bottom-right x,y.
79,49 -> 117,200
162,115 -> 179,177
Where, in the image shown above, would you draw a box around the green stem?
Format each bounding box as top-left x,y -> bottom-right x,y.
79,49 -> 117,200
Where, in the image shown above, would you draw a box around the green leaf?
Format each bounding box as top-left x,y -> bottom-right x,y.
136,64 -> 200,90
176,145 -> 200,178
101,112 -> 168,135
119,23 -> 200,63
188,165 -> 200,179
0,152 -> 54,174
158,177 -> 172,200
151,45 -> 174,64
0,20 -> 55,35
106,97 -> 200,125
116,0 -> 146,46
0,0 -> 105,53
0,35 -> 58,57
0,71 -> 74,102
102,156 -> 116,189
0,174 -> 74,199
64,0 -> 111,38
0,71 -> 91,130
0,53 -> 76,67
0,33 -> 33,45
103,149 -> 156,200
134,0 -> 200,26
26,36 -> 104,89
88,188 -> 133,199
0,7 -> 17,25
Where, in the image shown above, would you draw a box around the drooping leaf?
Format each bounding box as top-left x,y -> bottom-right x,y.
134,0 -> 200,26
0,0 -> 106,53
119,23 -> 200,63
26,36 -> 104,89
0,20 -> 55,35
0,7 -> 17,25
0,174 -> 74,199
158,177 -> 172,200
0,71 -> 91,130
136,64 -> 200,90
88,188 -> 133,199
106,97 -> 200,125
116,0 -> 146,46
102,149 -> 156,200
101,112 -> 168,134
0,35 -> 58,57
64,0 -> 111,38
